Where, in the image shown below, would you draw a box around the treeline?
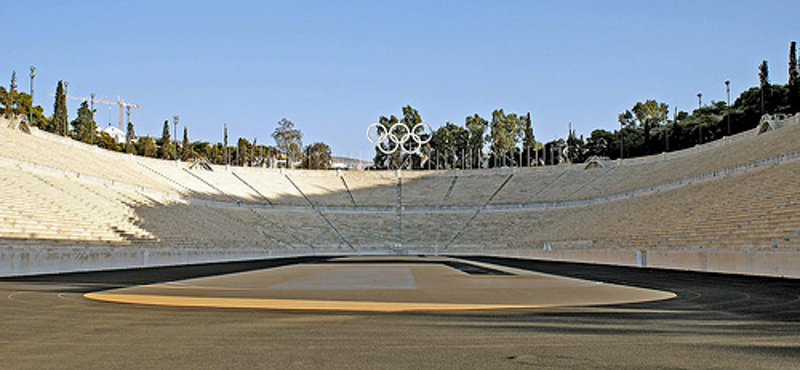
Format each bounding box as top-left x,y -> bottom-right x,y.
372,41 -> 800,169
0,79 -> 333,169
372,106 -> 540,169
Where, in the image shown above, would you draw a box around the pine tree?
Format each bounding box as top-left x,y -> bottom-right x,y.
70,101 -> 96,143
52,81 -> 68,135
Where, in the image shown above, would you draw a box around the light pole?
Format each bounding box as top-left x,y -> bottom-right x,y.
173,115 -> 179,161
90,93 -> 96,145
725,80 -> 731,135
28,66 -> 35,125
63,81 -> 69,136
697,92 -> 703,144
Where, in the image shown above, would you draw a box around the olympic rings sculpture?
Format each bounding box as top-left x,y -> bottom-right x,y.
366,122 -> 432,155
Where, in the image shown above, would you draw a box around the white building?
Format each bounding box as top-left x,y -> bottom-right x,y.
98,125 -> 127,144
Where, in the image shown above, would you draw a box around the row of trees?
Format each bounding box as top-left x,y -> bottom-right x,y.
1,77 -> 334,169
371,106 -> 542,169
371,41 -> 800,169
575,52 -> 799,163
123,118 -> 332,169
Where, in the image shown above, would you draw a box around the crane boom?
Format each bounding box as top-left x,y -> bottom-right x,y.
54,93 -> 140,130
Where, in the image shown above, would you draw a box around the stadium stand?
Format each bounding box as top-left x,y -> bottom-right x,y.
1,114 -> 798,276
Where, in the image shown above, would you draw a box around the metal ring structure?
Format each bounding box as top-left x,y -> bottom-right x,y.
389,123 -> 411,144
401,137 -> 422,155
367,122 -> 432,155
411,123 -> 432,144
378,136 -> 400,155
366,123 -> 388,143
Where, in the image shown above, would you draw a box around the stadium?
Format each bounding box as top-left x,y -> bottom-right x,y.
2,113 -> 799,276
4,1 -> 800,366
1,111 -> 799,368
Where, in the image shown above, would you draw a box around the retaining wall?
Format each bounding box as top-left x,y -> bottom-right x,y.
2,245 -> 798,278
0,245 -> 321,277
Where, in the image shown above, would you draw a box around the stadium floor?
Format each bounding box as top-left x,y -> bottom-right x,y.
1,256 -> 799,369
83,256 -> 675,312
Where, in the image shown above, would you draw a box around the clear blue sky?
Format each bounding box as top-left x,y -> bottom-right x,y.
3,0 -> 799,158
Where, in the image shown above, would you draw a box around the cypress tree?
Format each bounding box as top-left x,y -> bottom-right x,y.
758,61 -> 769,115
182,126 -> 190,161
126,121 -> 135,153
789,41 -> 799,112
159,120 -> 172,159
52,81 -> 68,135
5,72 -> 17,118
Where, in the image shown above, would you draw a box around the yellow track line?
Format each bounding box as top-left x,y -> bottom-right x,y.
84,293 -> 546,312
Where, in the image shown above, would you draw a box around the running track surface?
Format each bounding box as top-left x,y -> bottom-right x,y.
1,255 -> 798,369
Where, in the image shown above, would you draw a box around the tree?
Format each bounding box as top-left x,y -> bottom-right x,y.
465,114 -> 487,168
302,142 -> 333,169
371,114 -> 400,169
189,141 -> 219,163
96,131 -> 118,151
272,118 -> 303,168
585,129 -> 615,159
400,105 -> 427,169
158,120 -> 173,159
789,41 -> 799,112
759,60 -> 770,115
618,100 -> 668,155
636,100 -> 668,153
488,109 -> 522,167
0,87 -> 8,118
137,136 -> 157,157
70,101 -> 96,143
1,86 -> 12,117
182,126 -> 190,161
371,106 -> 429,170
679,101 -> 726,146
6,91 -> 48,128
431,122 -> 469,169
0,72 -> 18,119
236,137 -> 250,166
520,112 -> 536,166
566,128 -> 586,163
126,121 -> 136,153
52,81 -> 68,135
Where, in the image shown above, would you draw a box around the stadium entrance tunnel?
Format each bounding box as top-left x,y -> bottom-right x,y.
84,256 -> 675,312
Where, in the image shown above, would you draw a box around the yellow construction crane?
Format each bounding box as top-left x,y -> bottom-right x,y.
54,93 -> 140,130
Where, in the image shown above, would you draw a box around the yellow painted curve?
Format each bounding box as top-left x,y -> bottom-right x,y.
83,292 -> 546,312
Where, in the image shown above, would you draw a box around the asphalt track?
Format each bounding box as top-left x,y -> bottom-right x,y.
1,255 -> 799,369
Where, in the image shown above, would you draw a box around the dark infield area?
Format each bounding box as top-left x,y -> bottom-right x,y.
1,255 -> 799,370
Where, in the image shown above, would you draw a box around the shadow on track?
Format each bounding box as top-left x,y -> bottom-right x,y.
0,256 -> 331,293
459,255 -> 800,323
